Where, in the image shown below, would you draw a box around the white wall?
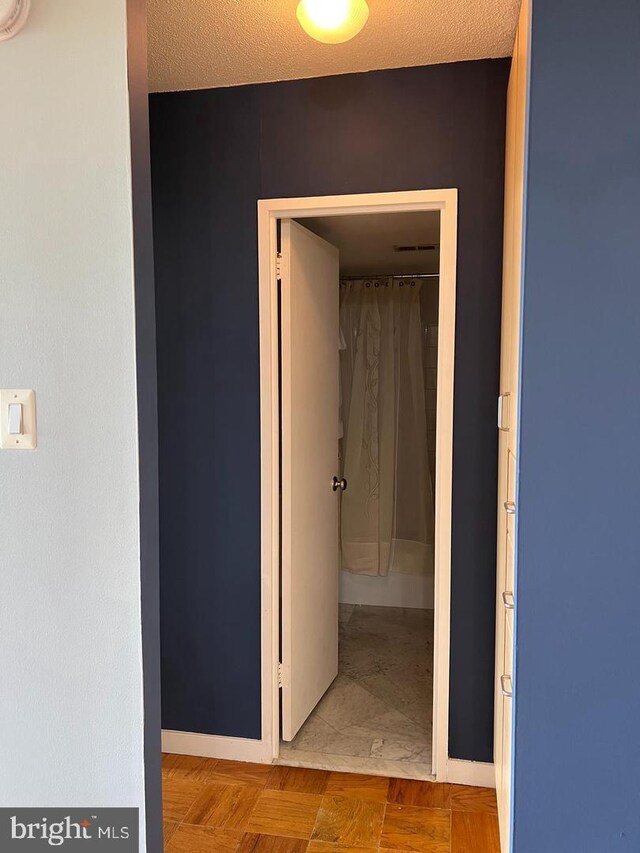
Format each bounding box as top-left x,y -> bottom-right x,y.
0,0 -> 146,838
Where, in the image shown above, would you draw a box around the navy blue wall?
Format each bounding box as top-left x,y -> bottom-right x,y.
151,86 -> 263,738
513,1 -> 640,849
150,60 -> 509,760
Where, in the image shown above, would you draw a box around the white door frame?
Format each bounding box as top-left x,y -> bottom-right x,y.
257,189 -> 457,782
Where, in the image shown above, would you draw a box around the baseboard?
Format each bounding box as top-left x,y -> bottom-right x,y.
161,730 -> 273,764
446,759 -> 495,788
161,731 -> 494,789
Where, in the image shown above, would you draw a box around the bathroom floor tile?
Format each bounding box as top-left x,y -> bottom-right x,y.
282,604 -> 434,776
283,713 -> 374,759
275,749 -> 433,780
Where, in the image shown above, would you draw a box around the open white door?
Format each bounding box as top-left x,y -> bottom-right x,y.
280,219 -> 341,741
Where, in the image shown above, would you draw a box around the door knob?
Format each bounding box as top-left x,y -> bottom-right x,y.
332,476 -> 347,492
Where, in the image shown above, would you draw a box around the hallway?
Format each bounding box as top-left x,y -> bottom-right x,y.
162,754 -> 500,851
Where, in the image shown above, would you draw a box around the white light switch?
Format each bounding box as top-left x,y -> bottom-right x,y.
1,390 -> 36,449
8,403 -> 22,435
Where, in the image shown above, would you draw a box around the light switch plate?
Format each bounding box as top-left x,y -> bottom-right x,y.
0,389 -> 36,449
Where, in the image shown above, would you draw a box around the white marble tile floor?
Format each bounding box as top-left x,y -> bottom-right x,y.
278,604 -> 434,779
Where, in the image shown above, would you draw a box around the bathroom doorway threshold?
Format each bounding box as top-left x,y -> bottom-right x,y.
257,189 -> 458,783
275,750 -> 434,782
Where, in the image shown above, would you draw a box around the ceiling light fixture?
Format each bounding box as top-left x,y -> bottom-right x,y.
0,0 -> 30,42
296,0 -> 370,45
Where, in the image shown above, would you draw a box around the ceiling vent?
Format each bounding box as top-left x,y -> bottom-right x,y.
393,244 -> 438,253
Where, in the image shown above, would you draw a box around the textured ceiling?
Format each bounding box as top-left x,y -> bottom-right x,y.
147,0 -> 520,93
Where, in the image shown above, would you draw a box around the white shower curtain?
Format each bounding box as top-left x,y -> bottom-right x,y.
340,277 -> 434,577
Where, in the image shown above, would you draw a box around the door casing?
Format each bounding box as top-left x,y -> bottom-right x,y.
257,189 -> 458,782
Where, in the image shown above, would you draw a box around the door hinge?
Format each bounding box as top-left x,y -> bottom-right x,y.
498,392 -> 510,432
276,252 -> 282,280
277,662 -> 288,689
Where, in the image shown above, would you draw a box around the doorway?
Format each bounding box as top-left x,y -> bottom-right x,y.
257,190 -> 457,782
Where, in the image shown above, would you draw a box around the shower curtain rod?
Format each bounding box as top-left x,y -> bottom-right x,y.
340,273 -> 440,280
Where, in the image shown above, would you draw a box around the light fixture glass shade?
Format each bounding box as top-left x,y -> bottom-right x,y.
296,0 -> 370,44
